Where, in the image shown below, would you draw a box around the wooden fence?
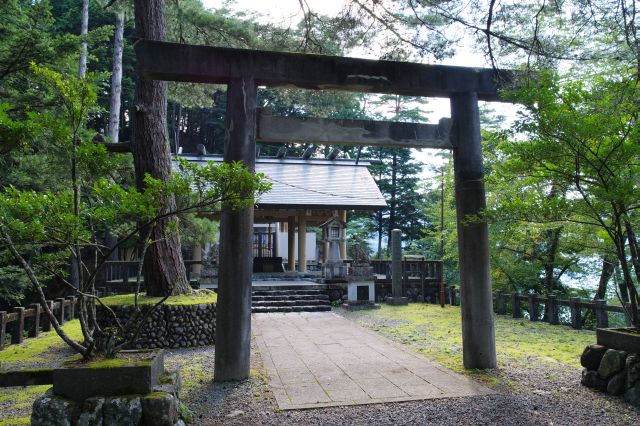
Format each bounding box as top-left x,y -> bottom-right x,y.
0,297 -> 78,350
492,292 -> 638,329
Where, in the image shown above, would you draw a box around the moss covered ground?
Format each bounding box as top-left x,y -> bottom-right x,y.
99,289 -> 217,307
344,303 -> 595,375
0,320 -> 82,366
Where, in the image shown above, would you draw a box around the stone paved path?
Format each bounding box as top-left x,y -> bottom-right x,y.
253,312 -> 494,410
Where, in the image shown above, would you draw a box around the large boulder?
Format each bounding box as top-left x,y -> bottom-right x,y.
77,397 -> 104,426
625,382 -> 640,406
32,389 -> 78,426
598,349 -> 627,379
103,397 -> 142,426
581,344 -> 608,371
581,369 -> 607,390
606,371 -> 626,395
626,354 -> 640,389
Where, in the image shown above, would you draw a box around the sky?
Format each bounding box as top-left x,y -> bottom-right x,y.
200,0 -> 518,182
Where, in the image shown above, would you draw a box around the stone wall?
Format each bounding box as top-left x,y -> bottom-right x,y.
32,370 -> 184,426
580,344 -> 640,406
97,303 -> 216,349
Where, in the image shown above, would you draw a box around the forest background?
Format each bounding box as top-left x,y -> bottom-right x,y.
0,0 -> 638,326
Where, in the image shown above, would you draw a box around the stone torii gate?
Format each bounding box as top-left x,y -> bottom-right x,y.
135,39 -> 509,380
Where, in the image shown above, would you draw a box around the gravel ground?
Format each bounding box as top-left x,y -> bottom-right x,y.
170,313 -> 640,426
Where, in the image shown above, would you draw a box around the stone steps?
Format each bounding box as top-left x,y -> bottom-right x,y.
252,299 -> 331,308
252,289 -> 324,296
252,305 -> 332,314
252,294 -> 329,302
251,289 -> 332,313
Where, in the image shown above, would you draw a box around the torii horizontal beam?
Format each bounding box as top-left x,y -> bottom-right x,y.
257,111 -> 453,149
134,39 -> 510,101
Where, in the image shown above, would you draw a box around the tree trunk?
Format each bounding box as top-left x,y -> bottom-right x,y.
594,254 -> 616,300
133,0 -> 190,296
78,0 -> 89,78
107,10 -> 125,143
543,226 -> 561,294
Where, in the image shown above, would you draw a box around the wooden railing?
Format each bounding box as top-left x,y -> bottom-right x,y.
0,297 -> 78,350
370,258 -> 442,281
492,292 -> 639,329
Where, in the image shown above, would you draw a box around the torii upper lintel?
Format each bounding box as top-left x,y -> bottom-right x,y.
134,39 -> 512,102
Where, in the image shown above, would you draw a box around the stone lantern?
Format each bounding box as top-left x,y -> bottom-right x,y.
320,217 -> 346,280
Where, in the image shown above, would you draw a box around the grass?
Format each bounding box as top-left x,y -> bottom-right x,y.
0,320 -> 82,366
347,303 -> 596,374
100,289 -> 217,307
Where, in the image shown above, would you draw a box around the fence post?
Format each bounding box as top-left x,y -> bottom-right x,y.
594,299 -> 609,328
55,298 -> 66,325
569,297 -> 582,329
11,307 -> 25,344
547,295 -> 559,325
67,296 -> 76,320
29,303 -> 41,338
42,300 -> 54,332
528,294 -> 539,322
512,292 -> 522,318
0,311 -> 7,350
495,293 -> 506,315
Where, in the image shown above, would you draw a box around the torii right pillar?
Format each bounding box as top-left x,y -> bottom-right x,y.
450,92 -> 497,369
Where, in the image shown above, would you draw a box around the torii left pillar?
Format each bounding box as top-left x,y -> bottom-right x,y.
214,77 -> 256,381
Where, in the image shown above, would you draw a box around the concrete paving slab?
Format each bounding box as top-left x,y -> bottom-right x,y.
253,312 -> 494,410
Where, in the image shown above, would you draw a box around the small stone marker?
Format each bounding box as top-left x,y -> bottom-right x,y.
386,229 -> 408,306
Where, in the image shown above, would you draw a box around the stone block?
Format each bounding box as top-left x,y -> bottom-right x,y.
580,344 -> 607,371
597,327 -> 640,354
598,349 -> 627,379
141,392 -> 177,426
52,350 -> 164,402
386,296 -> 408,306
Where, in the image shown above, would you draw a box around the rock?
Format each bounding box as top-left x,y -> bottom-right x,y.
598,349 -> 627,379
77,397 -> 104,426
103,397 -> 142,426
606,371 -> 626,395
32,390 -> 78,426
141,392 -> 177,426
226,409 -> 245,418
626,354 -> 640,389
625,382 -> 640,406
581,369 -> 608,390
580,344 -> 608,370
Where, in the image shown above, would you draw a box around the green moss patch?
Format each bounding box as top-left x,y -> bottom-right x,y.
0,416 -> 31,425
100,289 -> 217,307
347,303 -> 595,373
0,320 -> 81,366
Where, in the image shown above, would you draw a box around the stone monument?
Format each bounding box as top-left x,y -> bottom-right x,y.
386,229 -> 408,305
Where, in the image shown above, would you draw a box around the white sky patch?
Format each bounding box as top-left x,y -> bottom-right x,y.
201,0 -> 520,180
